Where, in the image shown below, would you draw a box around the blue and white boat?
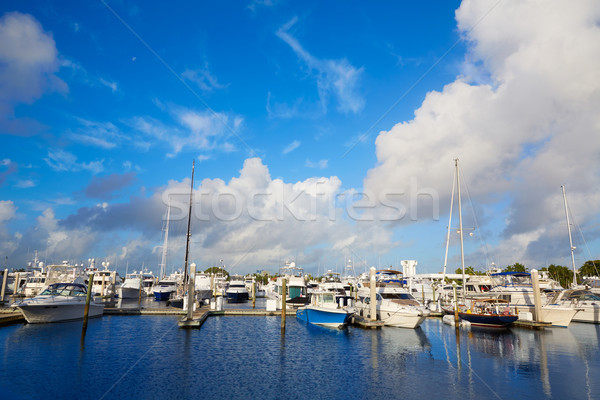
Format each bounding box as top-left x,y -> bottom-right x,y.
153,279 -> 178,301
226,276 -> 249,303
296,292 -> 354,329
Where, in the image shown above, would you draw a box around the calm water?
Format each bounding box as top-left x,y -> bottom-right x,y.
1,300 -> 599,400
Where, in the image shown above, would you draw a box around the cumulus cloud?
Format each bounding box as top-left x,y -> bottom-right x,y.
0,12 -> 67,136
11,158 -> 395,273
0,200 -> 19,256
276,17 -> 365,114
364,0 -> 600,267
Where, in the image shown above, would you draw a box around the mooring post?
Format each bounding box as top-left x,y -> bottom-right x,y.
531,269 -> 543,323
369,267 -> 376,321
252,280 -> 256,309
0,269 -> 8,303
452,281 -> 459,325
186,263 -> 196,321
138,272 -> 143,309
281,278 -> 287,330
82,273 -> 94,332
100,274 -> 106,298
13,272 -> 20,301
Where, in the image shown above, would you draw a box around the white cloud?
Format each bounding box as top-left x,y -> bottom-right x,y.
20,157 -> 394,273
305,159 -> 328,169
182,62 -> 226,92
276,17 -> 365,114
131,106 -> 243,156
15,179 -> 35,188
0,12 -> 67,135
70,118 -> 126,149
98,77 -> 118,92
44,149 -> 104,174
0,200 -> 16,223
364,0 -> 600,266
0,200 -> 18,255
282,140 -> 300,154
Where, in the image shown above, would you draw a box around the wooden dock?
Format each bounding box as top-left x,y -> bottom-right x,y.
351,316 -> 385,329
512,319 -> 552,329
0,312 -> 24,326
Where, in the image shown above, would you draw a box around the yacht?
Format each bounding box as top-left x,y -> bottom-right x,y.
88,269 -> 121,298
488,272 -> 580,327
14,280 -> 104,323
226,275 -> 249,303
355,270 -> 429,329
119,271 -> 155,299
269,261 -> 308,308
153,279 -> 178,301
546,289 -> 600,324
194,272 -> 213,301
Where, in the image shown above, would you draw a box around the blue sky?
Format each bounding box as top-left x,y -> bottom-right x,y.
1,1 -> 599,278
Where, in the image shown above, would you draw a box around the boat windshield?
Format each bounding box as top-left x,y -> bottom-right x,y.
319,293 -> 335,303
40,283 -> 87,296
379,293 -> 415,300
570,290 -> 600,301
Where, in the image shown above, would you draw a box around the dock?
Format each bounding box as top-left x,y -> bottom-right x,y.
512,319 -> 552,329
351,316 -> 385,329
0,312 -> 25,326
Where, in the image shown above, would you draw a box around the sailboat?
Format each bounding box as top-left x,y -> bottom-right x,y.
444,159 -> 518,328
153,201 -> 178,301
168,161 -> 195,309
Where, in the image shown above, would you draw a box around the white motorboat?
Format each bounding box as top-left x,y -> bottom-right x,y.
194,272 -> 213,301
296,291 -> 354,329
355,270 -> 429,329
153,279 -> 178,301
226,276 -> 249,303
268,261 -> 308,308
488,272 -> 580,327
14,281 -> 104,323
119,271 -> 155,299
547,289 -> 600,324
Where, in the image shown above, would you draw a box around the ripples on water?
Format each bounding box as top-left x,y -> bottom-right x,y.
1,304 -> 599,400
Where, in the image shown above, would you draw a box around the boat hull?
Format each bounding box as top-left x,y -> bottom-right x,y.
226,290 -> 249,303
119,287 -> 143,299
572,306 -> 600,323
153,290 -> 175,301
296,305 -> 352,328
18,302 -> 104,324
458,312 -> 517,328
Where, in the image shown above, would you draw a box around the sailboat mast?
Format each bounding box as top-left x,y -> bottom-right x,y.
183,160 -> 195,289
561,185 -> 577,287
159,199 -> 171,279
442,165 -> 457,279
455,159 -> 466,298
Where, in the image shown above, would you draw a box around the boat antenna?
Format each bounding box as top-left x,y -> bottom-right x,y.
183,160 -> 195,290
561,185 -> 577,287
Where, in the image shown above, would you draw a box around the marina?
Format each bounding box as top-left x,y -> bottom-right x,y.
0,297 -> 599,399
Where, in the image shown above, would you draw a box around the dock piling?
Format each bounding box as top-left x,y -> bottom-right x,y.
369,267 -> 376,321
82,273 -> 94,333
531,269 -> 544,323
1,269 -> 7,303
281,278 -> 286,331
